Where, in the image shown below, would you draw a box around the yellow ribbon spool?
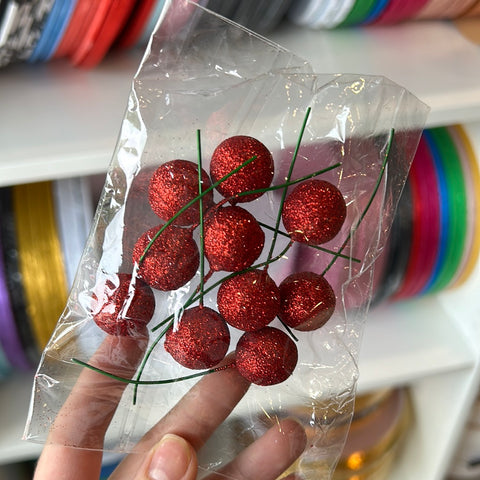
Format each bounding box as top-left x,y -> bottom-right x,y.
451,125 -> 480,288
13,181 -> 68,350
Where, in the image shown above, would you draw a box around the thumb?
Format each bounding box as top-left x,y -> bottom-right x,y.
140,434 -> 198,480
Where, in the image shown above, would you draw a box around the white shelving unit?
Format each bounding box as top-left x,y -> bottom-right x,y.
270,20 -> 480,128
1,19 -> 480,479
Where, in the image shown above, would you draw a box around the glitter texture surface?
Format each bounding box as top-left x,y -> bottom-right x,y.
204,205 -> 265,272
217,269 -> 280,331
164,306 -> 230,370
210,135 -> 274,203
148,159 -> 214,226
235,326 -> 298,386
282,179 -> 347,245
92,273 -> 155,336
132,224 -> 199,291
278,271 -> 336,331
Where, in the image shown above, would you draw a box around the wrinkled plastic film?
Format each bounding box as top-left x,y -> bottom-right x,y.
25,2 -> 429,478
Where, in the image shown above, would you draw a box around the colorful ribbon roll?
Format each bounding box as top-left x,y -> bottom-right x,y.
287,0 -> 480,29
377,123 -> 480,303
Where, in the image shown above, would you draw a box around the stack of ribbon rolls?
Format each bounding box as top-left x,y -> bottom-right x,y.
0,0 -> 293,68
289,0 -> 480,29
1,0 -> 479,68
374,123 -> 480,304
0,178 -> 93,380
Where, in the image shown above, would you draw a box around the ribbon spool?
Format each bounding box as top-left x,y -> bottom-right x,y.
378,123 -> 480,304
361,0 -> 391,24
420,128 -> 467,294
13,181 -> 69,351
333,388 -> 411,480
52,177 -> 94,289
455,123 -> 480,287
370,0 -> 430,24
115,0 -> 157,49
138,0 -> 168,46
0,230 -> 32,371
54,0 -> 93,59
392,134 -> 441,300
0,188 -> 40,367
259,388 -> 411,479
415,0 -> 479,19
287,0 -> 480,28
339,0 -> 378,27
312,0 -> 356,29
426,128 -> 467,292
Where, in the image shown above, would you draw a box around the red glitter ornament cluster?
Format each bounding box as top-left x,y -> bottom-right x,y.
91,133 -> 348,388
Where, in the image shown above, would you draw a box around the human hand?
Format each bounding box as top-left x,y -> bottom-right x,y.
33,334 -> 307,480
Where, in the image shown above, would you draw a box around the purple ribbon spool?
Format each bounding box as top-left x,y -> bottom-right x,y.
0,232 -> 32,371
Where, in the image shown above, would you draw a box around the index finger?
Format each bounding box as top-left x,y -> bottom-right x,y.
110,353 -> 250,478
34,332 -> 148,480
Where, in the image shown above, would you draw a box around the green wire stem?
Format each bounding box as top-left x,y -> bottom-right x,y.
321,128 -> 395,276
265,107 -> 311,266
258,221 -> 359,263
71,357 -> 234,385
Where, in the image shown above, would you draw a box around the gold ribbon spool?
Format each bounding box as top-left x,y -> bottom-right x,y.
13,181 -> 68,350
275,389 -> 411,480
452,126 -> 480,287
333,389 -> 411,480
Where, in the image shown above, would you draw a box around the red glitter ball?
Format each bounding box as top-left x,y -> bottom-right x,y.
149,159 -> 214,226
278,271 -> 336,332
164,306 -> 230,370
235,327 -> 298,386
210,135 -> 274,203
217,269 -> 280,331
92,273 -> 155,336
132,224 -> 199,291
282,179 -> 346,245
204,205 -> 265,272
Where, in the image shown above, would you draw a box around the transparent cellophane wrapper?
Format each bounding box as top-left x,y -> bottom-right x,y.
25,3 -> 429,478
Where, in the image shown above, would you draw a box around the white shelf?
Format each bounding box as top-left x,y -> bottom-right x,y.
358,297 -> 476,394
0,51 -> 140,187
270,20 -> 480,128
391,368 -> 480,480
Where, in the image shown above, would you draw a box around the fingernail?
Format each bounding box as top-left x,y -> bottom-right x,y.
148,434 -> 192,480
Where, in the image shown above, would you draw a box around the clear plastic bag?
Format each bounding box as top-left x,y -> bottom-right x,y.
25,2 -> 429,478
